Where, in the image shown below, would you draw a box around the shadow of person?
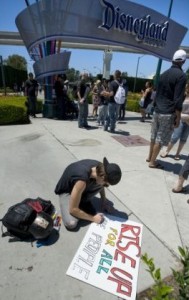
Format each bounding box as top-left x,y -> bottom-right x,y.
115,130 -> 130,136
158,160 -> 183,175
72,196 -> 128,231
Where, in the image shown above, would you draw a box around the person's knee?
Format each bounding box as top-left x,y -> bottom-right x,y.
65,220 -> 78,230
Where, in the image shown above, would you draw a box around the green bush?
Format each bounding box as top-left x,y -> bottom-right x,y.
126,92 -> 141,112
0,96 -> 29,125
127,99 -> 140,112
36,99 -> 43,114
0,96 -> 43,125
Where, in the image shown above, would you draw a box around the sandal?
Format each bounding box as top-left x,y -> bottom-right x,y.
174,156 -> 180,161
149,163 -> 164,169
172,187 -> 186,193
160,153 -> 168,158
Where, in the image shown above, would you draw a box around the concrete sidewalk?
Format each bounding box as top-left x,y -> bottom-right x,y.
0,109 -> 189,300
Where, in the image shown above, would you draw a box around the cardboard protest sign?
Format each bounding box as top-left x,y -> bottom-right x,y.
66,215 -> 143,300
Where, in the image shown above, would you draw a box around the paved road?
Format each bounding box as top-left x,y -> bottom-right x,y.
0,108 -> 189,300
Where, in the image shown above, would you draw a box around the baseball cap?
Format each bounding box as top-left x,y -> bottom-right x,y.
172,49 -> 186,62
103,157 -> 122,185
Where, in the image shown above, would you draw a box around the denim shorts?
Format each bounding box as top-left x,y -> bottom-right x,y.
171,121 -> 189,144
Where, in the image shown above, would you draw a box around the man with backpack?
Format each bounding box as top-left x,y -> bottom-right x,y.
101,70 -> 124,133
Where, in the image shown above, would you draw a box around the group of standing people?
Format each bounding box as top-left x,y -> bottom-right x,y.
80,70 -> 128,133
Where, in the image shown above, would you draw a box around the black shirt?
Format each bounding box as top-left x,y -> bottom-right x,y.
108,80 -> 120,103
54,159 -> 103,199
25,79 -> 38,97
54,80 -> 64,97
154,64 -> 187,114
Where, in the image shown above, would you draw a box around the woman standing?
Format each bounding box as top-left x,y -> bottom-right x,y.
139,81 -> 153,122
92,80 -> 101,118
160,83 -> 189,160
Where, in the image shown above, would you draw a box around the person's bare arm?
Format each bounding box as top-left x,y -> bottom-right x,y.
69,180 -> 104,224
174,110 -> 181,128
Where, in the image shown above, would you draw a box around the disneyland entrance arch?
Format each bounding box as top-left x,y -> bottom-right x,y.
15,0 -> 187,117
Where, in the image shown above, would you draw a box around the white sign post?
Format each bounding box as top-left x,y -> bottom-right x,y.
66,215 -> 143,300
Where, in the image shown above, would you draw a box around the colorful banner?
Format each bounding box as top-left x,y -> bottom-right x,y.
66,216 -> 143,300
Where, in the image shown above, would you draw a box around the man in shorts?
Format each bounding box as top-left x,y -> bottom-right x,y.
146,49 -> 187,169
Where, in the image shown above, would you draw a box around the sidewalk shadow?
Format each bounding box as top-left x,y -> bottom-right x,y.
85,125 -> 99,130
69,197 -> 128,232
7,228 -> 60,246
112,130 -> 130,136
125,116 -> 141,121
164,154 -> 188,161
159,160 -> 183,175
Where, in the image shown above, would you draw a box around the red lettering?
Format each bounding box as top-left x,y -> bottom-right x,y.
114,249 -> 136,268
120,224 -> 141,236
108,267 -> 133,297
117,236 -> 141,257
124,241 -> 141,257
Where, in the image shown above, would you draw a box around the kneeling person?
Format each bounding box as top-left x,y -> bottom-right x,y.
54,157 -> 122,230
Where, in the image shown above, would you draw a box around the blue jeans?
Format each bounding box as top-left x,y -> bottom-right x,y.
78,101 -> 88,127
104,102 -> 117,131
171,121 -> 189,144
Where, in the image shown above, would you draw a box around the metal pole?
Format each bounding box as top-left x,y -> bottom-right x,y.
0,55 -> 6,96
133,55 -> 144,93
154,0 -> 173,87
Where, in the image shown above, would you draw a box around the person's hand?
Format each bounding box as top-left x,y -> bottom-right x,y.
93,213 -> 104,224
174,116 -> 180,128
79,98 -> 85,104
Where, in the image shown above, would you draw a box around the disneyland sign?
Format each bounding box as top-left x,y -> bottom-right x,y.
16,0 -> 187,61
99,0 -> 169,48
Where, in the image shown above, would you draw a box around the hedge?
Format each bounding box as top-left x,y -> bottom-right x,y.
0,96 -> 43,125
0,93 -> 139,125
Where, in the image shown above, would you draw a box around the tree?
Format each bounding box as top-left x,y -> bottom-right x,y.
66,68 -> 80,82
4,55 -> 27,71
122,71 -> 128,78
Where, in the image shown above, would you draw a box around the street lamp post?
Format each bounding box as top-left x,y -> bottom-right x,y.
154,0 -> 173,86
0,55 -> 6,96
133,55 -> 145,93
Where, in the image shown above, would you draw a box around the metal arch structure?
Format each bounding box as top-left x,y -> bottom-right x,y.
1,0 -> 188,118
1,30 -> 189,56
0,30 -> 146,54
1,30 -> 189,60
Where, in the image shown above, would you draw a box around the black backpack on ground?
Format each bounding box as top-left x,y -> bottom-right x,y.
0,197 -> 55,241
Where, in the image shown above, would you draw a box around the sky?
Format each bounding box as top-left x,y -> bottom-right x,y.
0,0 -> 189,78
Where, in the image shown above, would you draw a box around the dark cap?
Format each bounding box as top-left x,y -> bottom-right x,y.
103,157 -> 122,185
